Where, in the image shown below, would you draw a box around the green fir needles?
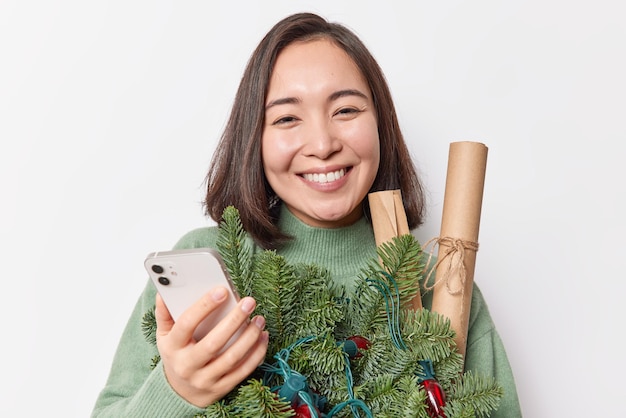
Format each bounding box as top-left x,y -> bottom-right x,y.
142,206 -> 503,417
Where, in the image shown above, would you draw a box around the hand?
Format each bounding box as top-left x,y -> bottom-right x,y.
155,287 -> 269,407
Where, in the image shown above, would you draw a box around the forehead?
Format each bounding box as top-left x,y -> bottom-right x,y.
267,39 -> 369,97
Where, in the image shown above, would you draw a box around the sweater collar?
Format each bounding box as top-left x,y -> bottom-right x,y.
276,204 -> 378,292
277,204 -> 372,240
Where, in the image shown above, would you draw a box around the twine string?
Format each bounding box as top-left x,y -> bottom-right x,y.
422,236 -> 479,295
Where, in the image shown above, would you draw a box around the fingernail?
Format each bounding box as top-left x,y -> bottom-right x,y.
252,315 -> 266,329
241,297 -> 255,313
211,287 -> 227,302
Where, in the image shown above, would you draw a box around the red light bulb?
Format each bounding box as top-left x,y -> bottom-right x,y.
418,360 -> 446,418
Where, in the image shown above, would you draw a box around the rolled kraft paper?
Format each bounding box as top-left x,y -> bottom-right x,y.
430,141 -> 487,358
368,190 -> 422,310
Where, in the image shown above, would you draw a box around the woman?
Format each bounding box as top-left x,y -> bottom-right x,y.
92,12 -> 521,417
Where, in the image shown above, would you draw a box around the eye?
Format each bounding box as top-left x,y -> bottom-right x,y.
272,115 -> 300,126
334,107 -> 362,119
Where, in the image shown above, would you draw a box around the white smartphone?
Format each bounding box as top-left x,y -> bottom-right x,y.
144,248 -> 245,347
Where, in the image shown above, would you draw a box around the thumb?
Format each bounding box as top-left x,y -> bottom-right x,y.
155,293 -> 175,335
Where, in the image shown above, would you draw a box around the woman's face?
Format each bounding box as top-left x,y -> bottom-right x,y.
262,39 -> 380,228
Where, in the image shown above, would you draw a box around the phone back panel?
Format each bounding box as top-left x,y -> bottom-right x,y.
144,248 -> 242,343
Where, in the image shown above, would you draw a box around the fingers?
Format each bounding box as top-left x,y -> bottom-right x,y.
168,286 -> 233,345
183,328 -> 269,406
197,321 -> 269,396
208,314 -> 267,371
156,289 -> 269,407
211,328 -> 270,391
197,296 -> 258,356
165,289 -> 264,366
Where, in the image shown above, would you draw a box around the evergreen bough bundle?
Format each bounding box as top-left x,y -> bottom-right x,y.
142,206 -> 503,417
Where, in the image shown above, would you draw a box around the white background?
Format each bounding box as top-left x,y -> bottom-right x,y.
1,1 -> 624,417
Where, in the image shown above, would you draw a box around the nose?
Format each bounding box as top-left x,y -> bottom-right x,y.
302,120 -> 342,159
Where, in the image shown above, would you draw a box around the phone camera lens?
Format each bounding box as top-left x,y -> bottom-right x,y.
152,265 -> 164,274
158,276 -> 170,286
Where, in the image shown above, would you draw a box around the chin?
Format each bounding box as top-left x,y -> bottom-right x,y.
313,207 -> 362,227
287,201 -> 363,228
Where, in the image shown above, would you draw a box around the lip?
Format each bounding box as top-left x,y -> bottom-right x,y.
298,166 -> 352,191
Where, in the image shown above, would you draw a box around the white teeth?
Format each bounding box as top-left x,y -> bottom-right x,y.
304,168 -> 345,184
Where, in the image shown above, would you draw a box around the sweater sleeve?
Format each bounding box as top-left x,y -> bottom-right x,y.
463,286 -> 523,418
91,227 -> 220,417
90,280 -> 206,417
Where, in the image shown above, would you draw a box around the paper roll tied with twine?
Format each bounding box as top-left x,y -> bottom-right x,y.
427,141 -> 487,359
368,189 -> 422,310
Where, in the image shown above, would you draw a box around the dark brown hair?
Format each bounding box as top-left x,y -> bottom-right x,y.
204,12 -> 426,249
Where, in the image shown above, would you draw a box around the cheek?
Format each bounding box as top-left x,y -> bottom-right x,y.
261,132 -> 298,173
351,120 -> 381,165
355,123 -> 381,187
368,140 -> 381,181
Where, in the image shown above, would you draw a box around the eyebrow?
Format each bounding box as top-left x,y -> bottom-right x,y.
329,88 -> 368,102
265,97 -> 299,110
265,89 -> 369,110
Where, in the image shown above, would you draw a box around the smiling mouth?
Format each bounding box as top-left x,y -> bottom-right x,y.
301,168 -> 349,184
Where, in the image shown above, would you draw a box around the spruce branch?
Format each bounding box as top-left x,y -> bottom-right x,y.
446,371 -> 504,418
141,307 -> 157,346
251,250 -> 301,354
367,234 -> 424,309
297,334 -> 351,402
441,403 -> 476,418
292,263 -> 344,338
343,277 -> 389,337
360,373 -> 396,413
388,375 -> 428,418
149,355 -> 160,370
354,336 -> 413,383
229,379 -> 294,418
197,400 -> 230,418
215,205 -> 254,296
399,308 -> 457,363
347,234 -> 424,338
